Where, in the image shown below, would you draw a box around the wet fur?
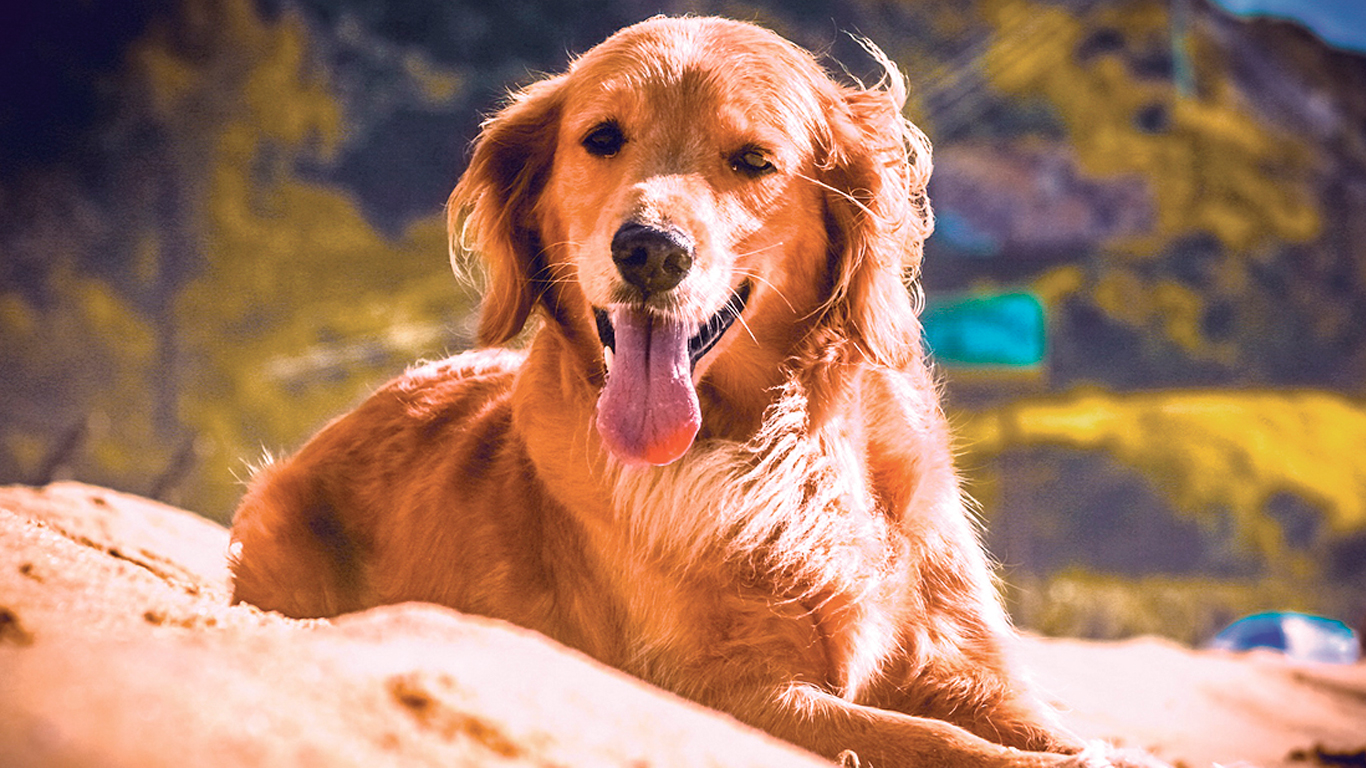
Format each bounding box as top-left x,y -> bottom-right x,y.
231,17 -> 1111,767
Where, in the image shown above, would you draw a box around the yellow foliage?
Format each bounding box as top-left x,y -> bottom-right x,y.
241,18 -> 342,155
404,52 -> 463,105
0,293 -> 37,338
3,265 -> 156,372
981,0 -> 1320,254
76,277 -> 158,363
3,432 -> 46,480
1004,570 -> 1315,643
1150,279 -> 1220,357
107,0 -> 477,519
133,36 -> 199,119
178,166 -> 462,516
1092,269 -> 1147,326
962,389 -> 1366,566
0,266 -> 171,487
978,0 -> 1322,361
134,0 -> 341,153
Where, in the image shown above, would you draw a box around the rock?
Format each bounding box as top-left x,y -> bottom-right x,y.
0,482 -> 829,768
1018,634 -> 1366,768
2,482 -> 1365,768
1,481 -> 232,594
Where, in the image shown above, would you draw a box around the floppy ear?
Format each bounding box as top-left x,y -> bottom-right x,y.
811,49 -> 934,381
448,76 -> 565,346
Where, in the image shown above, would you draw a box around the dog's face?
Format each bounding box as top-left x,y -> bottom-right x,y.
543,22 -> 835,465
548,23 -> 827,317
452,17 -> 934,466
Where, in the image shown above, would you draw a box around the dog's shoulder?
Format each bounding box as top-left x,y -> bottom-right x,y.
229,347 -> 529,616
395,347 -> 526,394
362,347 -> 526,421
237,346 -> 527,536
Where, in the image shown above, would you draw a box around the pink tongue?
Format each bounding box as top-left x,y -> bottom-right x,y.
595,308 -> 700,466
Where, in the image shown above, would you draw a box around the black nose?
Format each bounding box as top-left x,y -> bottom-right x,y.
611,222 -> 693,295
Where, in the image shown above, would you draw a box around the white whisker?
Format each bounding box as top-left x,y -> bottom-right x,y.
793,170 -> 877,221
733,266 -> 795,314
732,308 -> 760,346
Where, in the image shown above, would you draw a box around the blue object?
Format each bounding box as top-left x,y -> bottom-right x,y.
1211,0 -> 1366,54
922,291 -> 1047,368
1209,612 -> 1361,664
934,210 -> 1001,258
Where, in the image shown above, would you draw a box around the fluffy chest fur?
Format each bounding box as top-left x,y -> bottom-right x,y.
505,331 -> 991,706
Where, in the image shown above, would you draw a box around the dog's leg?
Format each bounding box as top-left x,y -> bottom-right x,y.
229,462 -> 368,618
733,684 -> 1151,768
865,659 -> 1086,756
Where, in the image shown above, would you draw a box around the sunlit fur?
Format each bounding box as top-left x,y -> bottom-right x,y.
229,17 -> 1106,767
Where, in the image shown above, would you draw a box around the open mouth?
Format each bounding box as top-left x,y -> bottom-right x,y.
593,281 -> 752,371
591,282 -> 751,467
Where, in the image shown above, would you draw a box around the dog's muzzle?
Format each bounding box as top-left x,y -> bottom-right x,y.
591,282 -> 752,467
610,222 -> 694,296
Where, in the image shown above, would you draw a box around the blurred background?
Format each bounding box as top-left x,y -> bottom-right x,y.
2,0 -> 1363,646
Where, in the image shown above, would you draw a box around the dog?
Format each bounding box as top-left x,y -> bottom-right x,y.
230,17 -> 1141,767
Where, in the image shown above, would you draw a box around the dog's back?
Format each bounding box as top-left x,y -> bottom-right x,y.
231,349 -> 540,621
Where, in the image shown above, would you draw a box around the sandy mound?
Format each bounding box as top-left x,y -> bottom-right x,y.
1,482 -> 1363,768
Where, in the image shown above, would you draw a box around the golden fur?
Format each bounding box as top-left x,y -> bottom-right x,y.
231,17 -> 1127,767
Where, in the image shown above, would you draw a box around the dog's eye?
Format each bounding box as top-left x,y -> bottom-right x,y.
582,121 -> 625,157
730,147 -> 775,177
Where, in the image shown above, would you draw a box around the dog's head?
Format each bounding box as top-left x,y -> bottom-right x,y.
450,17 -> 932,466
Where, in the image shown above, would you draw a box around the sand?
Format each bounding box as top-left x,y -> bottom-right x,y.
1,482 -> 1362,767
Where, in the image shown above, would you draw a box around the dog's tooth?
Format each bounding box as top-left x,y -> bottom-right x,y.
604,346 -> 613,372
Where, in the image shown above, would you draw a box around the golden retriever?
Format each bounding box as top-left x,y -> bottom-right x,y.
230,17 -> 1145,767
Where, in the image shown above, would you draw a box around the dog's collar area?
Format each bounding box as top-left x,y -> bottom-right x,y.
594,282 -> 752,371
